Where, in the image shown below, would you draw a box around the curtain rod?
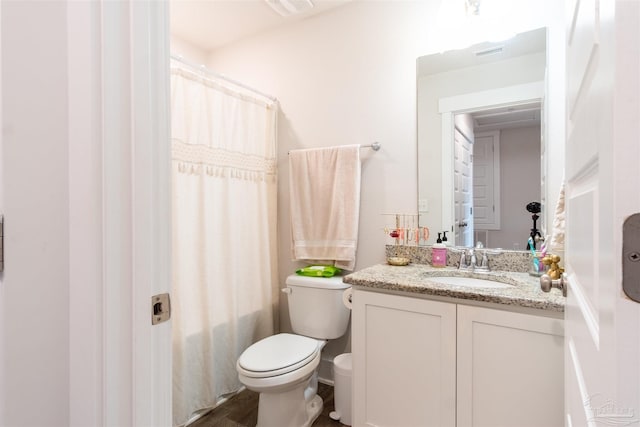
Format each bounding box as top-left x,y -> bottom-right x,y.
288,142 -> 381,154
170,54 -> 278,103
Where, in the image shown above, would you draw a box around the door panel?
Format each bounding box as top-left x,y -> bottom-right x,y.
457,305 -> 564,426
565,0 -> 610,422
565,0 -> 640,425
1,3 -> 72,425
352,290 -> 456,427
474,131 -> 500,231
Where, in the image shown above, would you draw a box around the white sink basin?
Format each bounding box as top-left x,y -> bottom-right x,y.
427,276 -> 513,289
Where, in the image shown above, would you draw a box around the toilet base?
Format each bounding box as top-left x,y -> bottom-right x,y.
256,385 -> 323,427
305,395 -> 323,426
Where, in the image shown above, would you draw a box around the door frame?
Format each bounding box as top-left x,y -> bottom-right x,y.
453,122 -> 475,247
70,1 -> 172,425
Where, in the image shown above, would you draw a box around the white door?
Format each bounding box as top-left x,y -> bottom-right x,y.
1,3 -> 81,424
454,126 -> 474,246
564,0 -> 640,425
1,2 -> 172,425
473,131 -> 500,232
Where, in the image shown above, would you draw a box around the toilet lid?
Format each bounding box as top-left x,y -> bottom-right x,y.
237,333 -> 320,378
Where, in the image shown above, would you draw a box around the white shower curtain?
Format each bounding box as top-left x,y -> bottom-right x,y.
170,64 -> 279,426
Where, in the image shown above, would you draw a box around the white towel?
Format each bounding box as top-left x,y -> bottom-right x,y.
549,181 -> 565,254
289,145 -> 361,271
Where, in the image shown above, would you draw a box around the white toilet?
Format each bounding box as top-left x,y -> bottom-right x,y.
236,274 -> 351,427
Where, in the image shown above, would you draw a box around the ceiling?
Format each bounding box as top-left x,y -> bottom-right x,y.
170,0 -> 351,53
470,102 -> 541,132
171,1 -> 542,132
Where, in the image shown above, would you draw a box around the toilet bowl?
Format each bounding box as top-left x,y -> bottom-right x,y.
236,274 -> 352,427
237,333 -> 326,427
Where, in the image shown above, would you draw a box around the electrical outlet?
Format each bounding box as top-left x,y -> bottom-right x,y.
419,198 -> 429,212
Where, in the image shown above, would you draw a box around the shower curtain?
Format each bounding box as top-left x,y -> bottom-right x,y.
170,64 -> 279,426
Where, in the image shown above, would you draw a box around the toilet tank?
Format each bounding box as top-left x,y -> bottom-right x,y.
284,274 -> 351,339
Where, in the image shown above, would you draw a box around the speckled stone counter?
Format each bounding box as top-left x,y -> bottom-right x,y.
343,263 -> 565,312
386,245 -> 535,273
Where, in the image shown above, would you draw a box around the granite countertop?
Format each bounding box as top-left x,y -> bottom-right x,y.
343,264 -> 565,312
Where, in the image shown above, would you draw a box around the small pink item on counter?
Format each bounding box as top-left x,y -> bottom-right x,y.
432,243 -> 447,268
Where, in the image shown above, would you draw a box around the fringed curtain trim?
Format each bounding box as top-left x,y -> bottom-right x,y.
172,139 -> 276,182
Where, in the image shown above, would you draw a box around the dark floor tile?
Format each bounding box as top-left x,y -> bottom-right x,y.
188,383 -> 345,427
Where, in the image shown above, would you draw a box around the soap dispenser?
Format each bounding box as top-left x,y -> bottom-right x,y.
432,232 -> 447,268
442,231 -> 449,246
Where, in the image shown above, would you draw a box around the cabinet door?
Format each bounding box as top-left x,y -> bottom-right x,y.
457,305 -> 564,427
352,290 -> 456,427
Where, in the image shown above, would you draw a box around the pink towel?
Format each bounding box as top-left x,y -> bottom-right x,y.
289,145 -> 361,271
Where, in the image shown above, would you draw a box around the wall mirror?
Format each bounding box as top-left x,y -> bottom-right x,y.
417,27 -> 554,250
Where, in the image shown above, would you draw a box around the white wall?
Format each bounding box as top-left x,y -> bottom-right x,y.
202,0 -> 438,373
207,1 -> 437,275
488,126 -> 541,249
171,34 -> 208,64
206,1 -> 435,318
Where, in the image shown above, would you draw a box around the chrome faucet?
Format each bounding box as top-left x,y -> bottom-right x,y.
458,247 -> 490,272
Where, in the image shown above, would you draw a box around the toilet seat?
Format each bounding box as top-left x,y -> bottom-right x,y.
237,333 -> 320,379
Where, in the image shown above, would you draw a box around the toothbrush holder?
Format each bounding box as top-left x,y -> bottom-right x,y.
528,253 -> 547,277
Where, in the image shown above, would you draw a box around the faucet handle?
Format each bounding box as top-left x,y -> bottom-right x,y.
459,252 -> 469,269
469,249 -> 477,267
480,251 -> 489,268
457,248 -> 471,269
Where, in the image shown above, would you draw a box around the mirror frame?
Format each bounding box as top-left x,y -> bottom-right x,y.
439,82 -> 545,245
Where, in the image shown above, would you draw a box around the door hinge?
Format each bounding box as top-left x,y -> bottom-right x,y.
151,293 -> 171,325
0,215 -> 4,272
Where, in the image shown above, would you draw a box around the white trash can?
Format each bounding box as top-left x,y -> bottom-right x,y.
329,353 -> 352,426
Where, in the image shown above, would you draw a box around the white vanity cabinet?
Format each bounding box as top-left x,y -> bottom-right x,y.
456,304 -> 564,427
352,290 -> 457,427
352,289 -> 564,427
